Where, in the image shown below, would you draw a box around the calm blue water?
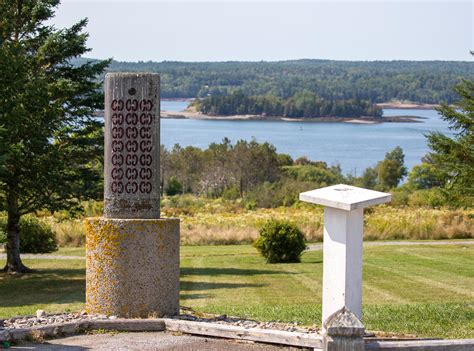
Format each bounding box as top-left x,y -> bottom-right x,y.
161,99 -> 190,112
160,100 -> 450,175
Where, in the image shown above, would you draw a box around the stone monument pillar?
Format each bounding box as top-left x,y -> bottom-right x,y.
85,73 -> 180,318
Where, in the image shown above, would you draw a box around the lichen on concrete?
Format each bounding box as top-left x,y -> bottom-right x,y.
85,218 -> 180,318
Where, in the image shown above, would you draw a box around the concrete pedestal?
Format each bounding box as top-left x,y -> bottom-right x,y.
85,218 -> 180,318
300,184 -> 391,331
322,207 -> 363,323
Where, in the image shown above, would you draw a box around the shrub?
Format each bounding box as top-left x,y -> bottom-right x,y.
408,189 -> 445,208
253,219 -> 307,263
0,216 -> 58,253
244,179 -> 318,208
82,200 -> 104,217
222,186 -> 240,200
390,187 -> 410,206
165,176 -> 183,196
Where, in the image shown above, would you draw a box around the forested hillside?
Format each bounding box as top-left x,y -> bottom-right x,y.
79,59 -> 473,103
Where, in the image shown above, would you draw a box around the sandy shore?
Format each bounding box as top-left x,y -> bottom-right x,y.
161,111 -> 423,123
344,119 -> 377,124
376,102 -> 439,110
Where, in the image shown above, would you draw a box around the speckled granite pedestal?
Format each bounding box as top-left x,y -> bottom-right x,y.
85,218 -> 180,318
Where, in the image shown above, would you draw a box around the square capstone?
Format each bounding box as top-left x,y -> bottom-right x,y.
299,184 -> 391,211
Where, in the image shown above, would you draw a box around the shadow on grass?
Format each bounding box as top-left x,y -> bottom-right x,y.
36,268 -> 85,277
302,257 -> 323,264
181,267 -> 284,277
180,280 -> 266,300
180,293 -> 213,300
0,269 -> 85,307
181,280 -> 266,291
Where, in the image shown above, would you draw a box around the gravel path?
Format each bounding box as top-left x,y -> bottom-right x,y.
0,254 -> 85,260
10,332 -> 302,350
0,240 -> 472,260
307,240 -> 473,251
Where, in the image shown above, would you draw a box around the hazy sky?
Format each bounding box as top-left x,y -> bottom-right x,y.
51,1 -> 473,62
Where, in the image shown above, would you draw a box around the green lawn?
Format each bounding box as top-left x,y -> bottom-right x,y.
49,247 -> 86,257
1,244 -> 473,338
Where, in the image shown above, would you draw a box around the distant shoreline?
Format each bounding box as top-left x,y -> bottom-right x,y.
95,100 -> 436,123
161,110 -> 424,124
375,102 -> 439,110
161,98 -> 195,102
162,98 -> 440,110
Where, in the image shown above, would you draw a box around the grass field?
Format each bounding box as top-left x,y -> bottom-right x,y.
1,244 -> 473,339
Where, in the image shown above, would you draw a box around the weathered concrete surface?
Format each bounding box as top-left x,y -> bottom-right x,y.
104,72 -> 160,219
85,218 -> 179,318
323,307 -> 365,351
11,332 -> 302,350
366,338 -> 474,350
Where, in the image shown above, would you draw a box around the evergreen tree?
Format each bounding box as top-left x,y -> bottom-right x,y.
0,0 -> 109,273
426,79 -> 474,206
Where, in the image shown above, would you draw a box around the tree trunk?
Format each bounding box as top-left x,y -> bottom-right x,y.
2,191 -> 33,273
239,176 -> 243,198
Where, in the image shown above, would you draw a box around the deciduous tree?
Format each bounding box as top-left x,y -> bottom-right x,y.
376,146 -> 408,190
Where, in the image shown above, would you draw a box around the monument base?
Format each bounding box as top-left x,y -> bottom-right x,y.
85,218 -> 180,318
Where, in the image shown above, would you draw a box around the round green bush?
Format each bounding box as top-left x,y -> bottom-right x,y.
253,219 -> 307,263
165,176 -> 183,196
0,216 -> 58,253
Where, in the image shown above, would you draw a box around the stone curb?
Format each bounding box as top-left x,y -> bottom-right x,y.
163,318 -> 322,349
1,321 -> 90,342
0,319 -> 165,343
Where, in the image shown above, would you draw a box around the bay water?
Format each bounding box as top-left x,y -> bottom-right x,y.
161,100 -> 450,175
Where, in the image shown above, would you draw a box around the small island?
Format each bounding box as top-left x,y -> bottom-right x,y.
161,91 -> 425,123
161,110 -> 424,124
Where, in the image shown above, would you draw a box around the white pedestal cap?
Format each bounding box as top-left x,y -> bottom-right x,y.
299,184 -> 391,210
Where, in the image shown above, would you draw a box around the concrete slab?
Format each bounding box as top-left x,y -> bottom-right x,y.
11,331 -> 304,350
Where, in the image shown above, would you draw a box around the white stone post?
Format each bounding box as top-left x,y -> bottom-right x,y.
299,184 -> 391,327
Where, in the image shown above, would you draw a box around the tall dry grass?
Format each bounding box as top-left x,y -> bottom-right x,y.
178,206 -> 473,245
42,197 -> 473,247
42,217 -> 85,247
365,207 -> 474,240
178,207 -> 324,245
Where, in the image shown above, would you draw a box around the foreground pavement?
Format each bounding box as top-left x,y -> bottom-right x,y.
10,331 -> 302,351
